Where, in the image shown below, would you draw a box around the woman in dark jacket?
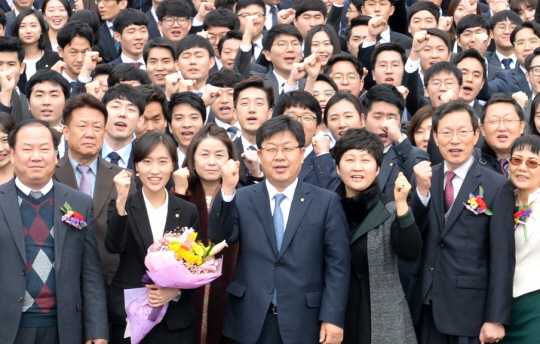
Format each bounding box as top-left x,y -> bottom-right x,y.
335,128 -> 422,344
107,132 -> 200,344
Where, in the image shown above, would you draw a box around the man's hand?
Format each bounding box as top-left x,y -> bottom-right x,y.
381,118 -> 403,142
173,167 -> 190,195
0,68 -> 16,107
85,80 -> 105,100
304,53 -> 322,79
194,1 -> 215,22
440,89 -> 459,104
488,0 -> 508,14
438,16 -> 453,32
51,60 -> 67,75
178,79 -> 197,93
221,159 -> 240,196
146,284 -> 180,308
201,84 -> 221,107
472,32 -> 489,52
319,322 -> 343,344
410,30 -> 430,61
165,73 -> 180,99
241,150 -> 261,177
287,63 -> 306,86
414,161 -> 432,197
366,16 -> 387,42
277,8 -> 295,25
85,339 -> 107,344
80,51 -> 101,79
113,170 -> 132,215
245,15 -> 262,39
479,322 -> 505,344
397,86 -> 409,99
312,135 -> 330,155
512,91 -> 528,110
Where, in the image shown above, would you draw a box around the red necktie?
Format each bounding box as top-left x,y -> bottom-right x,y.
132,62 -> 142,68
444,171 -> 456,213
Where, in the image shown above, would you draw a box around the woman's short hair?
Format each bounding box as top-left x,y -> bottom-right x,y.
0,112 -> 16,135
511,135 -> 540,156
133,131 -> 178,168
407,106 -> 435,147
333,128 -> 383,168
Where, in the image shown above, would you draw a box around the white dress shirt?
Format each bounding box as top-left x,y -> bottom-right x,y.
215,118 -> 242,141
177,147 -> 186,168
142,189 -> 169,241
265,5 -> 278,30
102,140 -> 133,168
241,135 -> 257,152
495,50 -> 517,70
120,53 -> 146,70
253,35 -> 263,61
15,178 -> 54,196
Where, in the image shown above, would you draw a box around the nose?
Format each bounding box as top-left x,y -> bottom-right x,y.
43,94 -> 51,105
248,101 -> 256,112
464,73 -> 473,83
146,120 -> 155,131
150,161 -> 160,173
423,131 -> 430,142
31,148 -> 42,160
189,55 -> 197,64
352,160 -> 363,170
338,116 -> 347,128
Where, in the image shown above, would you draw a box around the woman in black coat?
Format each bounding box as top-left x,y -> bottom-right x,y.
106,132 -> 200,344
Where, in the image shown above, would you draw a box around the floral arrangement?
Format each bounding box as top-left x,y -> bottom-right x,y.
463,186 -> 493,216
60,201 -> 87,229
515,202 -> 534,241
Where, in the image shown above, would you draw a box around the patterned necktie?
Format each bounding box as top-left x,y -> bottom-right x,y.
77,164 -> 92,196
501,58 -> 512,70
269,6 -> 278,28
30,190 -> 43,199
271,193 -> 286,306
226,126 -> 238,139
444,171 -> 456,213
132,61 -> 142,68
499,159 -> 509,177
108,151 -> 121,165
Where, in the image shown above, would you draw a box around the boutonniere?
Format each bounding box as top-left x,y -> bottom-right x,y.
463,186 -> 493,216
60,201 -> 87,229
515,201 -> 534,241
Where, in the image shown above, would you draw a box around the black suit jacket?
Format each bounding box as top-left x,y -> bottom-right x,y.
106,190 -> 200,330
145,9 -> 161,39
299,150 -> 341,191
485,51 -> 502,69
479,64 -> 532,100
0,90 -> 33,123
98,22 -> 120,63
390,30 -> 413,50
18,49 -> 61,95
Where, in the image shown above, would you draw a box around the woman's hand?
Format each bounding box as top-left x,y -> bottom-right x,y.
394,172 -> 411,216
146,284 -> 180,308
173,167 -> 190,195
113,170 -> 131,215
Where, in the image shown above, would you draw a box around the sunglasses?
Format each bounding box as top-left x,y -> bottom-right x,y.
510,157 -> 540,169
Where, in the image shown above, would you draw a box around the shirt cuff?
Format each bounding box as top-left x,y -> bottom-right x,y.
283,82 -> 298,93
405,58 -> 420,74
332,3 -> 344,7
362,40 -> 376,48
192,18 -> 203,26
221,190 -> 235,202
240,43 -> 252,52
78,75 -> 92,83
417,188 -> 431,206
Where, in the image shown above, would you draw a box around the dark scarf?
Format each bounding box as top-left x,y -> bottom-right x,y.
338,179 -> 382,230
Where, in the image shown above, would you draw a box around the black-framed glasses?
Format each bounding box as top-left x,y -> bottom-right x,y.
510,157 -> 540,169
287,114 -> 317,124
529,65 -> 540,76
162,17 -> 189,26
312,90 -> 336,98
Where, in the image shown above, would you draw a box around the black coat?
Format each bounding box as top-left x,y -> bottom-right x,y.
18,49 -> 61,95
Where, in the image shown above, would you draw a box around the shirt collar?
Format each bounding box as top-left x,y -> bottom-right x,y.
151,7 -> 158,22
121,53 -> 145,66
273,70 -> 288,91
68,155 -> 98,175
383,144 -> 391,154
380,27 -> 391,43
495,50 -> 516,64
107,20 -> 114,29
177,147 -> 186,167
142,187 -> 169,210
15,177 -> 53,196
62,71 -> 75,83
266,177 -> 298,203
215,117 -> 241,131
444,156 -> 474,180
241,135 -> 256,151
304,144 -> 313,159
102,139 -> 132,165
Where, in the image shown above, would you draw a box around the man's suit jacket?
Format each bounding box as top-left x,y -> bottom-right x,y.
5,10 -> 15,20
145,10 -> 161,39
0,90 -> 33,123
486,61 -> 502,81
299,150 -> 341,191
98,22 -> 120,63
0,179 -> 108,343
0,0 -> 10,12
53,155 -> 136,285
486,51 -> 502,69
408,160 -> 515,337
390,30 -> 413,50
480,64 -> 532,100
208,180 -> 351,344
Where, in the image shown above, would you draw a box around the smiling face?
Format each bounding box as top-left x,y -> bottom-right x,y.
194,137 -> 229,182
44,0 -> 69,32
326,99 -> 364,140
219,38 -> 241,70
263,34 -> 303,79
480,102 -> 525,158
457,27 -> 491,57
364,101 -> 401,147
57,37 -> 92,80
372,50 -> 404,87
513,27 -> 540,67
137,142 -> 174,193
419,35 -> 450,73
145,47 -> 177,88
28,81 -> 66,128
177,47 -> 215,85
19,14 -> 42,46
491,19 -> 516,51
510,148 -> 540,195
210,87 -> 235,124
337,149 -> 380,197
114,24 -> 149,61
105,98 -> 143,144
234,87 -> 273,136
457,57 -> 484,103
158,16 -> 192,42
64,107 -> 107,162
168,103 -> 204,153
310,30 -> 333,67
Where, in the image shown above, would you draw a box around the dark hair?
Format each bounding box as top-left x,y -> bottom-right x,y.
184,123 -> 238,182
0,10 -> 6,28
323,91 -> 363,126
0,36 -> 25,63
133,130 -> 178,167
63,93 -> 108,126
233,76 -> 274,108
426,28 -> 451,52
424,61 -> 463,86
42,0 -> 72,16
235,0 -> 265,15
407,1 -> 440,25
371,43 -> 406,71
292,0 -> 327,18
70,10 -> 100,46
262,24 -> 303,51
143,37 -> 176,63
432,100 -> 479,133
456,14 -> 490,38
346,15 -> 371,41
509,0 -> 537,17
156,0 -> 191,21
511,21 -> 540,47
324,53 -> 364,78
511,135 -> 540,156
447,0 -> 481,40
203,8 -> 240,31
525,47 -> 540,70
350,0 -> 362,9
26,70 -> 70,101
481,93 -> 525,123
57,21 -> 94,49
407,106 -> 435,146
362,84 -> 405,120
207,68 -> 244,88
102,84 -> 146,116
8,119 -> 60,149
12,9 -> 48,50
107,63 -> 152,86
176,33 -> 215,59
452,48 -> 486,81
304,24 -> 341,58
113,8 -> 149,35
530,93 -> 540,135
488,10 -> 523,31
275,90 -> 322,125
333,128 -> 383,167
136,85 -> 167,119
91,63 -> 113,79
256,115 -> 305,148
217,30 -> 243,55
166,92 -> 206,123
0,112 -> 16,135
316,73 -> 339,91
215,0 -> 238,11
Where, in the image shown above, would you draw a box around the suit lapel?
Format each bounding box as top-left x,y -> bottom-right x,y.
278,182 -> 311,260
54,155 -> 78,189
0,180 -> 26,264
264,71 -> 279,107
53,181 -> 69,272
299,150 -> 315,180
350,201 -> 391,244
249,183 -> 278,256
163,192 -> 184,235
431,164 -> 445,231
377,149 -> 396,189
93,157 -> 116,220
129,191 -> 154,249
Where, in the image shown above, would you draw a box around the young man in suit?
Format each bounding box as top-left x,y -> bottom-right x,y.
423,61 -> 462,108
345,15 -> 369,58
0,119 -> 108,344
5,0 -> 34,20
26,70 -> 69,131
156,0 -> 193,43
291,0 -> 327,39
486,10 -> 523,70
101,84 -> 146,169
325,53 -> 364,98
407,1 -> 440,37
143,37 -> 177,91
97,0 -> 127,63
145,0 -> 163,39
209,115 -> 350,344
452,49 -> 487,117
236,0 -> 267,64
410,100 -> 515,344
54,94 -> 136,288
360,0 -> 413,49
135,85 -> 168,138
203,7 -> 240,70
110,8 -> 150,69
57,21 -> 94,93
217,30 -> 258,72
176,34 -> 216,95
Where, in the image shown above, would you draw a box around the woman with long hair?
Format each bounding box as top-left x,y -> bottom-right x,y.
41,0 -> 72,51
406,106 -> 435,151
304,24 -> 341,74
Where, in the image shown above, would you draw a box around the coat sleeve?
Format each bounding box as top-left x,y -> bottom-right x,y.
208,189 -> 240,245
105,198 -> 129,254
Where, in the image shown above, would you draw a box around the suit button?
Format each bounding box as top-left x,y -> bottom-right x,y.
429,267 -> 434,272
438,244 -> 444,248
268,288 -> 274,294
276,263 -> 281,268
18,297 -> 23,302
22,271 -> 26,276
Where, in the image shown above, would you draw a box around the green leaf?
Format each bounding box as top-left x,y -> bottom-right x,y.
63,201 -> 72,211
479,186 -> 484,196
485,209 -> 493,216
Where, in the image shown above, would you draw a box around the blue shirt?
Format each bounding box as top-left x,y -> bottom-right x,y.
68,156 -> 98,197
101,140 -> 132,169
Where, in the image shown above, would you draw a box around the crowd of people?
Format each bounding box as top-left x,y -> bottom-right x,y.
0,0 -> 538,343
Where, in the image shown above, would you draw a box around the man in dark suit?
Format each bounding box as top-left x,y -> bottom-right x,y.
209,116 -> 350,344
409,100 -> 514,344
485,10 -> 523,70
360,0 -> 413,50
5,0 -> 34,20
143,37 -> 177,92
0,119 -> 108,344
108,9 -> 149,69
453,49 -> 488,118
57,22 -> 94,93
54,94 -> 136,287
236,0 -> 267,65
145,6 -> 161,39
97,0 -> 128,63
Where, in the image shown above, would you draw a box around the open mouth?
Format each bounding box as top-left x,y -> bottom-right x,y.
496,134 -> 509,142
379,133 -> 388,141
274,165 -> 288,173
220,106 -> 232,114
284,57 -> 295,64
114,122 -> 127,130
134,43 -> 144,49
350,174 -> 364,182
384,77 -> 394,85
180,131 -> 194,140
246,116 -> 258,124
449,148 -> 463,156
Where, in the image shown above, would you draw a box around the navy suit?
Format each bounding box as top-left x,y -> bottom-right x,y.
299,151 -> 341,191
408,160 -> 515,338
98,22 -> 120,63
485,51 -> 502,69
208,181 -> 351,344
145,9 -> 161,39
479,64 -> 532,100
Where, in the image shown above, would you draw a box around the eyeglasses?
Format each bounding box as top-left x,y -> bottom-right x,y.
484,119 -> 522,126
238,13 -> 264,18
287,114 -> 317,124
437,130 -> 474,138
272,40 -> 302,50
495,24 -> 516,32
312,90 -> 336,98
514,39 -> 540,47
161,17 -> 189,27
428,78 -> 457,88
207,33 -> 227,44
529,65 -> 540,76
96,0 -> 114,4
510,157 -> 540,169
260,146 -> 300,155
331,73 -> 360,84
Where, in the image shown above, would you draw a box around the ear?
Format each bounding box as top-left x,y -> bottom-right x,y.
119,0 -> 128,9
263,49 -> 272,62
186,19 -> 192,33
57,46 -> 63,59
113,31 -> 121,43
389,6 -> 395,17
472,128 -> 480,146
209,56 -> 215,70
360,113 -> 366,128
267,107 -> 273,119
375,165 -> 380,177
479,122 -> 486,136
20,62 -> 25,75
519,119 -> 526,135
137,115 -> 145,128
157,21 -> 163,32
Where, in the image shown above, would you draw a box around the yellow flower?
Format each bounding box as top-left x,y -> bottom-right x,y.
191,242 -> 205,257
188,231 -> 198,242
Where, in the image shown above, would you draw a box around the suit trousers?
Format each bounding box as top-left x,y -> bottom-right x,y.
14,326 -> 59,344
417,304 -> 480,344
249,308 -> 284,344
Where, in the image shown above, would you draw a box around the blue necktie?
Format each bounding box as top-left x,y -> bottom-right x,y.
226,126 -> 238,139
272,193 -> 286,306
70,81 -> 76,92
269,6 -> 277,28
107,151 -> 121,165
501,58 -> 512,70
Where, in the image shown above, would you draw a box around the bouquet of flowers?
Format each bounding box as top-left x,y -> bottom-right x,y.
124,227 -> 227,344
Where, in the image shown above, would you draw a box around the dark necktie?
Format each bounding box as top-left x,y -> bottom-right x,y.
132,62 -> 142,68
244,145 -> 257,175
269,6 -> 278,28
196,92 -> 203,97
77,164 -> 92,196
30,190 -> 43,199
107,151 -> 121,165
226,126 -> 238,139
271,193 -> 286,306
444,171 -> 456,213
501,58 -> 512,70
70,81 -> 76,91
499,159 -> 509,177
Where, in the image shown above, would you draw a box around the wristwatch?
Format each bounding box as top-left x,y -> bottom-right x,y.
394,134 -> 407,146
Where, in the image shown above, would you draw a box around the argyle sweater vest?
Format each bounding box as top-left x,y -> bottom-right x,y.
17,188 -> 57,328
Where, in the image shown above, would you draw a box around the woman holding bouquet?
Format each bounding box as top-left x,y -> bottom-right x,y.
172,123 -> 239,344
334,128 -> 422,344
106,131 -> 200,344
502,135 -> 540,343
